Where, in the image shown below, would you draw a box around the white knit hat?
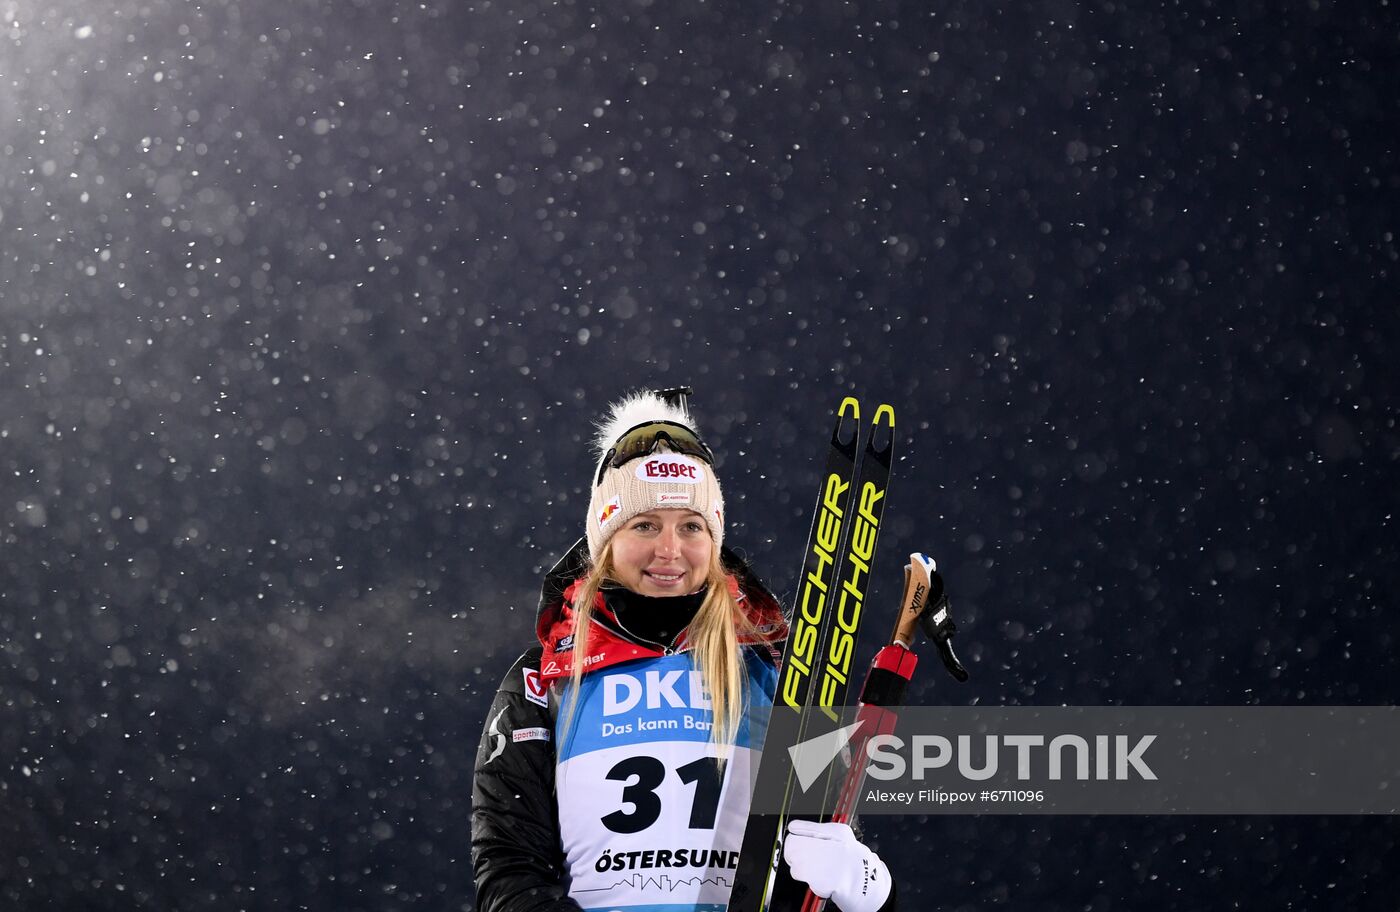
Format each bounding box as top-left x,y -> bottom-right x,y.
586,391 -> 725,562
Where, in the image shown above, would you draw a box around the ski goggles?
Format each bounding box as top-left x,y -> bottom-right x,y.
595,420 -> 715,486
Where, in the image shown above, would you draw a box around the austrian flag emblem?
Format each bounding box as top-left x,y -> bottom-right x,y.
522,668 -> 549,708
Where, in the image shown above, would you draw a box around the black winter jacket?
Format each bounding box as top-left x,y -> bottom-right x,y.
470,539 -> 899,912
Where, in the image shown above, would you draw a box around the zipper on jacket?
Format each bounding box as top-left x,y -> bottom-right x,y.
662,629 -> 686,656
608,612 -> 688,656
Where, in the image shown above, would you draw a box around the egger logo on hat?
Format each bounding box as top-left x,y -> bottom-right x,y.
635,454 -> 705,483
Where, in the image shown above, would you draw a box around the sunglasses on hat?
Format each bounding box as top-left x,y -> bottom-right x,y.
596,420 -> 715,486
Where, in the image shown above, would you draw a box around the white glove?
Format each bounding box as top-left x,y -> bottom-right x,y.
782,819 -> 892,912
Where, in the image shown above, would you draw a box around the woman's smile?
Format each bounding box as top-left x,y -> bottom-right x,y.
611,509 -> 713,596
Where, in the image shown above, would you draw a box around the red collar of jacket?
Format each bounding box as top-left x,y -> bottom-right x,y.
535,575 -> 787,683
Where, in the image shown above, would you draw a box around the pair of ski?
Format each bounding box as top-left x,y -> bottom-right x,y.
729,397 -> 967,912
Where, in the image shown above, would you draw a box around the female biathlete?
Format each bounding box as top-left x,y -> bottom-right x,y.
471,390 -> 897,912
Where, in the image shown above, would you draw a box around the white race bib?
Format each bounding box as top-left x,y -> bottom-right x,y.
555,653 -> 774,912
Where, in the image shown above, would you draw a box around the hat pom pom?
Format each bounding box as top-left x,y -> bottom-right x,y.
591,391 -> 699,470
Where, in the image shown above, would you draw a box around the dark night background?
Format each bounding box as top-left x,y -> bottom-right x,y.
2,0 -> 1397,908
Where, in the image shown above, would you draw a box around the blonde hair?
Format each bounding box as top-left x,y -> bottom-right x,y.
561,540 -> 759,757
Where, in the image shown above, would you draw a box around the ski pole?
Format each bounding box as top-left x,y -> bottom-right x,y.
799,552 -> 967,912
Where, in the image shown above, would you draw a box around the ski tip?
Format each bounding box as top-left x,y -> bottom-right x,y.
873,403 -> 895,428
834,397 -> 862,447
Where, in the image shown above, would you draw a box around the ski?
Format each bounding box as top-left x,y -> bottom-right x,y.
761,403 -> 896,912
798,553 -> 968,912
728,399 -> 896,912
